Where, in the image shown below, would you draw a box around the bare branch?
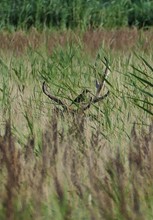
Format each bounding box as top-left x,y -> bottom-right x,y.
93,91 -> 110,104
42,58 -> 110,113
95,61 -> 110,98
81,91 -> 110,111
42,82 -> 68,111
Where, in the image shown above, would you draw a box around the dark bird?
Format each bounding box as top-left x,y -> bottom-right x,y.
71,89 -> 91,105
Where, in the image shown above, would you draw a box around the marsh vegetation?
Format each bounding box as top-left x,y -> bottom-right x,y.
0,25 -> 153,220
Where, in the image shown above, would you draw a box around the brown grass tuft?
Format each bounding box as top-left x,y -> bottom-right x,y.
1,28 -> 153,56
0,107 -> 153,219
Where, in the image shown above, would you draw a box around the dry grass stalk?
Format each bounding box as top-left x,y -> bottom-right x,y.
0,113 -> 153,219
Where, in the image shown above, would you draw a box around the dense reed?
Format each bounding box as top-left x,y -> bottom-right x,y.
0,29 -> 153,219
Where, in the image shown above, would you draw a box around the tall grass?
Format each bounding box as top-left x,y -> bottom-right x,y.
1,0 -> 153,30
0,30 -> 153,219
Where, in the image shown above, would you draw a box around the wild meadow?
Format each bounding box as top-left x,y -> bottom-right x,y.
0,27 -> 153,219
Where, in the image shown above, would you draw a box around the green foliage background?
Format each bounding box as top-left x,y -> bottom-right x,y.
1,0 -> 153,30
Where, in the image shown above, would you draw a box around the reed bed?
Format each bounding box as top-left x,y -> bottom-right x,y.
0,29 -> 153,219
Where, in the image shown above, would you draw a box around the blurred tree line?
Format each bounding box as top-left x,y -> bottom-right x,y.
0,0 -> 153,29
